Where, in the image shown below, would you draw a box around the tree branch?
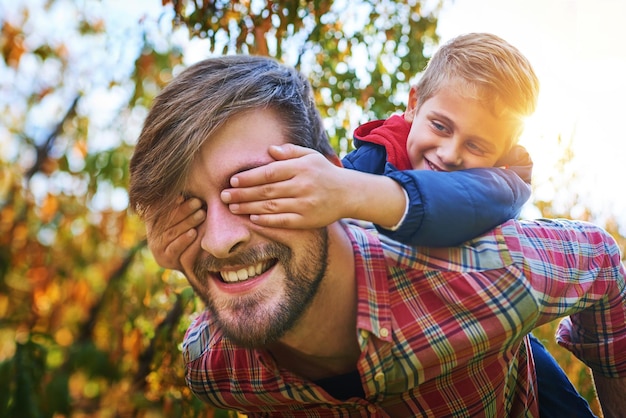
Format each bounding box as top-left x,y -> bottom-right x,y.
77,239 -> 147,343
25,94 -> 80,180
133,293 -> 185,389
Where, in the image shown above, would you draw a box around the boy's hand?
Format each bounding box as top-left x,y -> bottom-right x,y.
221,144 -> 348,229
145,196 -> 206,271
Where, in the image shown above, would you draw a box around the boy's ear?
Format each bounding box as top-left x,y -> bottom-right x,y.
404,85 -> 420,123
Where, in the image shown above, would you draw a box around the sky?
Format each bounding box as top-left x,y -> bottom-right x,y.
2,0 -> 625,233
436,0 -> 626,231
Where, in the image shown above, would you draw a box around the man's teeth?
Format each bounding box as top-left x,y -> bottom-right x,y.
220,261 -> 269,283
427,160 -> 440,171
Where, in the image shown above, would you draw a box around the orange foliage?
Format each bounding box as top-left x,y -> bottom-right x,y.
1,2 -> 623,417
1,22 -> 26,68
40,194 -> 59,223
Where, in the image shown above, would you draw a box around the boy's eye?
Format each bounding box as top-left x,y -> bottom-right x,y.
431,120 -> 447,132
466,141 -> 487,155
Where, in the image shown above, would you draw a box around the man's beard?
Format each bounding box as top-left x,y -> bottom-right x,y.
191,228 -> 329,348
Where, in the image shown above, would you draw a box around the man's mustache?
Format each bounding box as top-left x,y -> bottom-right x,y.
192,242 -> 290,276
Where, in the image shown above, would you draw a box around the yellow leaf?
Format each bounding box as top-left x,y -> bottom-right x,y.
54,327 -> 74,347
40,193 -> 58,223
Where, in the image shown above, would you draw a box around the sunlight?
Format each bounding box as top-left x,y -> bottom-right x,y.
437,0 -> 626,232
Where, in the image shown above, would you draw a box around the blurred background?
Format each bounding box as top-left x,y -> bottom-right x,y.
1,0 -> 624,417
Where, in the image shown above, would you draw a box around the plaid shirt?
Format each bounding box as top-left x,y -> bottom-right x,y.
183,218 -> 626,417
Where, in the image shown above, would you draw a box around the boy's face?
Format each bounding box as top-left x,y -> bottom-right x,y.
404,83 -> 517,171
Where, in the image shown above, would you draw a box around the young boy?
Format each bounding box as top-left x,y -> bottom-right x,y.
146,33 -> 595,416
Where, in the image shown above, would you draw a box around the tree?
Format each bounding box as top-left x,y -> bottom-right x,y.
165,0 -> 441,153
0,0 -> 620,416
0,1 -> 442,416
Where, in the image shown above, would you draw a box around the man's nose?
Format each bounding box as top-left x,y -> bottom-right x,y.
199,200 -> 251,259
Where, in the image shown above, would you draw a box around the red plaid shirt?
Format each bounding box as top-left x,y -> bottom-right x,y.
183,219 -> 626,417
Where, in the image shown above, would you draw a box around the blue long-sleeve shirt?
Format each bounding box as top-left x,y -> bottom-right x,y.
342,115 -> 532,246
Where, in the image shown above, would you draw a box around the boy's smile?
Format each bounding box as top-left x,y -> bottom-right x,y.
425,158 -> 445,172
404,82 -> 518,172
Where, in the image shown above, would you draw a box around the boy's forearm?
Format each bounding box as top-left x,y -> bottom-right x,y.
343,170 -> 406,228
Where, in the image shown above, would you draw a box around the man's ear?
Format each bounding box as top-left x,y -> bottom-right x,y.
327,153 -> 343,167
405,85 -> 420,123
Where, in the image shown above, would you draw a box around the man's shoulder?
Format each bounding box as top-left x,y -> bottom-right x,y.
182,310 -> 216,363
492,218 -> 622,269
343,217 -> 620,273
343,219 -> 512,272
182,310 -> 264,367
501,217 -> 616,242
182,309 -> 245,366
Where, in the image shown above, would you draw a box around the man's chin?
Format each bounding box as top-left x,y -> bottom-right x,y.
209,294 -> 294,348
218,316 -> 288,349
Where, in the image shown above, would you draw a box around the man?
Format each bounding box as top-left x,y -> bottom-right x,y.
129,55 -> 626,417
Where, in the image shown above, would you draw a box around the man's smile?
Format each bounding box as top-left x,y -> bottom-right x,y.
219,260 -> 276,283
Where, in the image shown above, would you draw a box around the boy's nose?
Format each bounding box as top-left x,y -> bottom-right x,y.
437,142 -> 463,167
199,200 -> 251,259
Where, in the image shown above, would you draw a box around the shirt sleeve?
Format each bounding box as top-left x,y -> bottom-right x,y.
380,166 -> 532,246
505,219 -> 626,378
341,143 -> 388,174
342,143 -> 532,247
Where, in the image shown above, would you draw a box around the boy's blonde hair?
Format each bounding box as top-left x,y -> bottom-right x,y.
415,32 -> 540,146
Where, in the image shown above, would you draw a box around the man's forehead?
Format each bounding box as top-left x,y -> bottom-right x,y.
184,156 -> 272,194
184,108 -> 286,192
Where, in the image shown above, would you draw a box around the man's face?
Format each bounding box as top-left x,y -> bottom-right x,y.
179,109 -> 329,348
404,83 -> 516,172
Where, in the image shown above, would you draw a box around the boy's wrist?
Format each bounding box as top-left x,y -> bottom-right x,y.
334,167 -> 361,221
348,172 -> 408,229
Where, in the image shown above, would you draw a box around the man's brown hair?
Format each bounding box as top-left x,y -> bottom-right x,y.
129,55 -> 333,230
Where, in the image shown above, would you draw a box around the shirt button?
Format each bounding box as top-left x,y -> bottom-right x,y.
379,327 -> 389,338
374,372 -> 385,382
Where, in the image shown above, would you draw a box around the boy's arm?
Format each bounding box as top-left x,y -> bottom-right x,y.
381,167 -> 531,246
141,144 -> 534,265
224,143 -> 532,244
223,144 -> 408,229
346,142 -> 533,246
